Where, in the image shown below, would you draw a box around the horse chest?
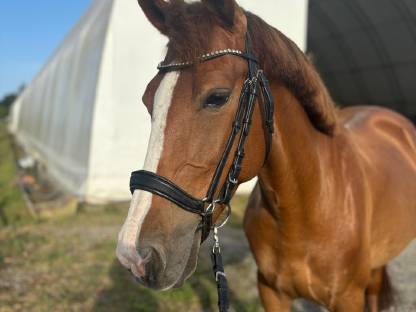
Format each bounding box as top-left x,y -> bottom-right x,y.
256,248 -> 357,308
248,207 -> 366,306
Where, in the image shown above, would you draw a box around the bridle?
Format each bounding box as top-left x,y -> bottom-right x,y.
129,26 -> 274,312
130,33 -> 274,240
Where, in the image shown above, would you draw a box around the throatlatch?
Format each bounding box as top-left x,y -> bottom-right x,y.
130,28 -> 274,312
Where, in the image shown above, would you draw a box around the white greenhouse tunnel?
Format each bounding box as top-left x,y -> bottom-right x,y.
11,0 -> 416,203
9,0 -> 308,203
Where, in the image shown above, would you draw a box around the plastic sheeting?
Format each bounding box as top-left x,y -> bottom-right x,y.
11,0 -> 114,199
10,0 -> 308,203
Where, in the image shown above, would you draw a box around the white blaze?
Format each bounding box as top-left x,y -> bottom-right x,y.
116,71 -> 180,274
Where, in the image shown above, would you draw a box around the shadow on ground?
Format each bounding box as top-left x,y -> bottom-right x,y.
92,260 -> 160,311
92,232 -> 416,312
92,225 -> 261,312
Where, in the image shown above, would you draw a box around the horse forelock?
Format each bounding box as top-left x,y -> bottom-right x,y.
162,1 -> 219,63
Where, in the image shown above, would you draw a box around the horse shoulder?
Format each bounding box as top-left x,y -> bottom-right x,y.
339,105 -> 416,153
339,105 -> 416,266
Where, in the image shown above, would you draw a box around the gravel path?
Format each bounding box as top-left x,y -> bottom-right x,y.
387,240 -> 416,311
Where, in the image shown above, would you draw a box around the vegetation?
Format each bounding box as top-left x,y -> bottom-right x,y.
0,121 -> 31,226
0,202 -> 261,311
0,90 -> 20,119
0,85 -> 24,119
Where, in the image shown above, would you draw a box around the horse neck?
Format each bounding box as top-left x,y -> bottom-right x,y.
258,84 -> 337,233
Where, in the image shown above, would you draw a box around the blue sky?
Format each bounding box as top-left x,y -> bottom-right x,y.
0,1 -> 92,98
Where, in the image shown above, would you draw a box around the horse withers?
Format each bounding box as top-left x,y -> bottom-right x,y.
116,0 -> 416,311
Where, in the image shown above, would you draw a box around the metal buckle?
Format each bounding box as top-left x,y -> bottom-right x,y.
212,226 -> 221,253
228,175 -> 238,185
211,203 -> 231,253
215,271 -> 226,282
203,198 -> 220,216
213,203 -> 231,229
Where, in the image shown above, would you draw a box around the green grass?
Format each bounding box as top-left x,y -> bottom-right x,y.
0,121 -> 31,227
0,106 -> 8,119
0,205 -> 261,311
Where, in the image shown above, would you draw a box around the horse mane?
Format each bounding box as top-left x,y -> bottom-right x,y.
245,12 -> 339,135
161,2 -> 339,135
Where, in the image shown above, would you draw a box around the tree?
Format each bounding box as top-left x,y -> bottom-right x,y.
0,85 -> 25,118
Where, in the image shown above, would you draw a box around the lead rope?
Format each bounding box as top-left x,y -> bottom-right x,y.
211,226 -> 229,312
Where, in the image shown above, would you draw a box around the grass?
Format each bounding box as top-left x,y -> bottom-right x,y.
0,121 -> 31,227
0,107 -> 9,120
0,204 -> 261,311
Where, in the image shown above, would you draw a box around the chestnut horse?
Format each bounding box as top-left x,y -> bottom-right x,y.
116,0 -> 416,310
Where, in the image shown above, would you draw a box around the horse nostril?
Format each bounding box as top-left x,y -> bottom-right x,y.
138,247 -> 153,263
143,251 -> 162,286
136,245 -> 166,287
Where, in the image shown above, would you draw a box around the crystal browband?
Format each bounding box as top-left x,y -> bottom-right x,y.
157,49 -> 258,71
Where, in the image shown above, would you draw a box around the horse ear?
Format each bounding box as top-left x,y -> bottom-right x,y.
202,0 -> 236,27
137,0 -> 170,35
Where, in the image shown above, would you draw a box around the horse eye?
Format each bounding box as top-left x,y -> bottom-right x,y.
203,89 -> 231,108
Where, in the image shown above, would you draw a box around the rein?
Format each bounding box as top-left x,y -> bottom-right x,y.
130,30 -> 274,312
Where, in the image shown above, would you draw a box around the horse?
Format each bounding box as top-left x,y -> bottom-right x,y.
116,0 -> 416,311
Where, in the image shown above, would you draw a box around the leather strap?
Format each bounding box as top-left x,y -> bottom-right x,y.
218,75 -> 259,204
158,51 -> 258,73
212,246 -> 229,312
130,170 -> 204,214
259,71 -> 275,161
204,79 -> 250,203
130,170 -> 214,241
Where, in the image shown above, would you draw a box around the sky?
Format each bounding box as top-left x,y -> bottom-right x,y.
0,0 -> 92,98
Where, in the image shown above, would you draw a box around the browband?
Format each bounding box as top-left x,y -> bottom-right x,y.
157,49 -> 258,72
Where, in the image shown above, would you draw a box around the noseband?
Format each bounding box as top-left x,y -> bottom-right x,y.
130,30 -> 274,311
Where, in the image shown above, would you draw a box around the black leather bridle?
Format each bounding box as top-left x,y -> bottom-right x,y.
130,29 -> 274,312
